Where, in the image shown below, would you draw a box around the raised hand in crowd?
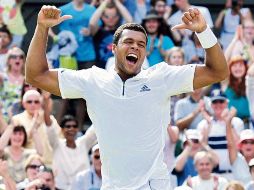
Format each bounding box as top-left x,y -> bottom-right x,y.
0,159 -> 16,190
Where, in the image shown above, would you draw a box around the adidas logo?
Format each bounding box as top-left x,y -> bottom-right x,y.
140,85 -> 151,92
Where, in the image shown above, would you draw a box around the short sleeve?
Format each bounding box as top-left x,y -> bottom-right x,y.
58,68 -> 92,99
161,63 -> 196,96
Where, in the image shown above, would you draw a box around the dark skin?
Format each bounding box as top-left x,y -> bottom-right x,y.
25,6 -> 228,96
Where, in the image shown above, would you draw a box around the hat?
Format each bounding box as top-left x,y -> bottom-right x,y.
210,89 -> 227,103
239,129 -> 254,143
92,144 -> 99,153
182,129 -> 202,143
249,158 -> 254,167
142,10 -> 162,21
229,55 -> 245,66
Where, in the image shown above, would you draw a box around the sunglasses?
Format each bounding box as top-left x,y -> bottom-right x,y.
9,55 -> 24,60
26,100 -> 40,104
63,124 -> 78,129
28,164 -> 42,170
94,155 -> 100,160
242,140 -> 254,145
212,100 -> 225,104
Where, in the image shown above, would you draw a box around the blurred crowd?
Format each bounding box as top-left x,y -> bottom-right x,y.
0,0 -> 254,189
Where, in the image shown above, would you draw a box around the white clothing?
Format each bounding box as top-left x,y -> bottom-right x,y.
0,54 -> 7,73
232,153 -> 252,184
58,62 -> 196,190
47,125 -> 97,190
182,175 -> 228,190
197,117 -> 244,172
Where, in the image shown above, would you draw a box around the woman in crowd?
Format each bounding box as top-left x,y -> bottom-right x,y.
0,114 -> 43,183
224,55 -> 250,126
0,47 -> 25,121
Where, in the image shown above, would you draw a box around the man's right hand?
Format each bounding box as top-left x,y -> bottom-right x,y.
37,5 -> 72,29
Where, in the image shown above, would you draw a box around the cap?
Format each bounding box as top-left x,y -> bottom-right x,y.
182,129 -> 202,143
239,129 -> 254,143
92,144 -> 99,153
142,10 -> 161,21
210,89 -> 227,103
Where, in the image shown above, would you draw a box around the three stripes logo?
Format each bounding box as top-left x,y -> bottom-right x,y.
140,85 -> 151,92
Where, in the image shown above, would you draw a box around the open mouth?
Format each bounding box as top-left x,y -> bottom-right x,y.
126,53 -> 138,65
15,62 -> 20,66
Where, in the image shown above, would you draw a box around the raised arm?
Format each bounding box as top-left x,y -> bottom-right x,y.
114,0 -> 133,23
25,6 -> 72,96
172,8 -> 228,90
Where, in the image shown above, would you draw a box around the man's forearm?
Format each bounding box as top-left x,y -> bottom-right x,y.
25,25 -> 49,85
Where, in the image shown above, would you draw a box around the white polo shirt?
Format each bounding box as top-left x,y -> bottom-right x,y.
58,62 -> 196,190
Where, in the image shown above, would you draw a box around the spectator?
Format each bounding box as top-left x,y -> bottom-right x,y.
89,0 -> 133,69
0,116 -> 43,183
183,151 -> 228,190
173,129 -> 219,186
246,63 -> 254,127
225,0 -> 252,21
197,89 -> 244,180
71,144 -> 102,190
12,90 -> 60,166
225,20 -> 254,64
11,82 -> 41,117
16,154 -> 45,190
215,0 -> 243,50
224,55 -> 250,126
0,25 -> 12,72
141,10 -> 174,66
224,106 -> 252,184
0,0 -> 27,47
39,166 -> 60,190
0,159 -> 16,190
46,115 -> 97,189
174,88 -> 208,131
0,47 -> 25,121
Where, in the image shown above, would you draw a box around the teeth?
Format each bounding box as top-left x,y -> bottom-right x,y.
127,53 -> 138,59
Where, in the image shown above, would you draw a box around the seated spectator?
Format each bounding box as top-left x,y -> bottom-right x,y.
89,0 -> 132,68
0,47 -> 25,121
46,115 -> 97,189
71,144 -> 102,190
215,0 -> 242,50
0,25 -> 12,72
183,151 -> 228,190
246,63 -> 254,127
141,10 -> 174,66
12,90 -> 60,166
225,107 -> 252,184
16,154 -> 45,190
0,159 -> 16,190
0,116 -> 43,183
224,55 -> 250,126
173,129 -> 219,186
197,89 -> 244,180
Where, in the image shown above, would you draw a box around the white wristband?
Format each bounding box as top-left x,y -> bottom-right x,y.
195,25 -> 217,49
